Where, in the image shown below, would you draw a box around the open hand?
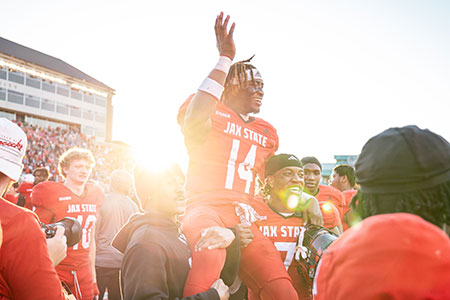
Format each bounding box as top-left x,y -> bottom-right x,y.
215,12 -> 236,60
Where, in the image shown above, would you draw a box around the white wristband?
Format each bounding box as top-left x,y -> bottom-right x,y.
198,77 -> 224,100
214,56 -> 232,74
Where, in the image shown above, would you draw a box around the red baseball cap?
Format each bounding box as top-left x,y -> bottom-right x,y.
314,213 -> 450,300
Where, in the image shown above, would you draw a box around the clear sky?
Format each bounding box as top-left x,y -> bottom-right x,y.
1,0 -> 449,169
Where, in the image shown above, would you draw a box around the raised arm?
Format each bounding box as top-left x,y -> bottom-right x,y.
183,12 -> 236,142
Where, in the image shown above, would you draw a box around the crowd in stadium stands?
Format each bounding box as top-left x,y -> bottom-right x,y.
13,121 -> 134,186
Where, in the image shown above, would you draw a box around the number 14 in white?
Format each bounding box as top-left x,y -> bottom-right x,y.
225,139 -> 257,194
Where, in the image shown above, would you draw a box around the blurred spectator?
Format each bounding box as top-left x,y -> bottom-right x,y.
17,173 -> 34,208
95,169 -> 139,300
17,167 -> 50,209
3,182 -> 19,204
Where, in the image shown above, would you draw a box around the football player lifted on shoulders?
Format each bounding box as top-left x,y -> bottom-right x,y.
177,12 -> 298,300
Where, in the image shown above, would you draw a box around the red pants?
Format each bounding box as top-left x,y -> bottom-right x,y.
57,264 -> 93,300
182,202 -> 298,300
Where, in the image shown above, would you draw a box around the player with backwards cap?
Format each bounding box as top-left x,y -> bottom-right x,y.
32,148 -> 105,300
177,12 -> 298,299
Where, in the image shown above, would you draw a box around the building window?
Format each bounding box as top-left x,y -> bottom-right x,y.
41,98 -> 55,111
71,90 -> 82,100
70,106 -> 81,118
56,103 -> 69,115
95,95 -> 107,107
26,75 -> 41,89
0,110 -> 15,120
84,93 -> 94,104
8,71 -> 24,84
7,90 -> 24,104
0,68 -> 6,80
42,81 -> 56,93
83,110 -> 93,120
25,95 -> 40,108
56,85 -> 70,97
0,87 -> 5,100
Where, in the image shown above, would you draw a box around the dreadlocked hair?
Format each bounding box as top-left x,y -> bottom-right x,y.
256,175 -> 272,203
221,55 -> 257,101
351,180 -> 450,228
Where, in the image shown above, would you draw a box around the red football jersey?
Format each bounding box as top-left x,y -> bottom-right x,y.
316,185 -> 346,221
18,181 -> 33,210
32,181 -> 105,269
178,95 -> 279,204
252,198 -> 311,300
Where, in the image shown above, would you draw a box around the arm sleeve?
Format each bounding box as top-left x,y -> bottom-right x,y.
121,243 -> 218,300
2,211 -> 64,300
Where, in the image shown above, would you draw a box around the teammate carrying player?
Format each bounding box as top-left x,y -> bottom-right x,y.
177,12 -> 298,299
252,153 -> 323,300
32,148 -> 105,300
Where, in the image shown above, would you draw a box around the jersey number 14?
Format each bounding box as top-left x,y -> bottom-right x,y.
225,139 -> 257,194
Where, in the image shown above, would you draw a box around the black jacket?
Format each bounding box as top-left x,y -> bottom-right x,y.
112,211 -> 219,300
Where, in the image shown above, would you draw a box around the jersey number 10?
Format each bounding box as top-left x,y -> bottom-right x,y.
72,214 -> 97,250
225,139 -> 257,194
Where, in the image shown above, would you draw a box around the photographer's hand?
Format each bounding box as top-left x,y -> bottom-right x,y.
45,226 -> 67,266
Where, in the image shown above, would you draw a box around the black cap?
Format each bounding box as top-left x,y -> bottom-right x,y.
300,156 -> 322,171
265,154 -> 302,178
356,125 -> 450,194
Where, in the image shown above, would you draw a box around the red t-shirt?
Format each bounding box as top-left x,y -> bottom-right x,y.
178,95 -> 279,204
32,181 -> 105,270
0,198 -> 65,300
18,181 -> 33,210
252,199 -> 311,300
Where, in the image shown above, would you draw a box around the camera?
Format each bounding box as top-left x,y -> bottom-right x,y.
41,217 -> 82,247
